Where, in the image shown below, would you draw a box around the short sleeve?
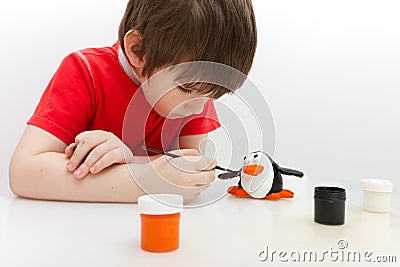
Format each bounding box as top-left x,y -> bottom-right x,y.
27,51 -> 96,145
179,100 -> 221,136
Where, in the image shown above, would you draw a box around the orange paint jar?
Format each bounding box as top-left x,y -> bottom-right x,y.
138,194 -> 183,252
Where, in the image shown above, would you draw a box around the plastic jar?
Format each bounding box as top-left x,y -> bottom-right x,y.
138,194 -> 183,252
314,186 -> 346,225
361,179 -> 393,213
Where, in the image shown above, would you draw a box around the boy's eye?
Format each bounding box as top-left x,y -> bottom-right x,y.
178,86 -> 193,94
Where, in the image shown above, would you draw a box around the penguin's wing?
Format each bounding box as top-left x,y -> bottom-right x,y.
264,153 -> 304,178
276,167 -> 304,178
218,171 -> 240,180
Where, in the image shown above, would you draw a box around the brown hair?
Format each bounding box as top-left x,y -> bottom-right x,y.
118,0 -> 257,98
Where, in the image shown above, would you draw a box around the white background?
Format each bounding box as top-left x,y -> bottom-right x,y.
0,1 -> 399,267
0,0 -> 399,196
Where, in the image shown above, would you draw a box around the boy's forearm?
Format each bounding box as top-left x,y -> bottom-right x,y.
10,152 -> 145,203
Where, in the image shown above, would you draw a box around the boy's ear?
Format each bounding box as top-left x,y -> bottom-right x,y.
124,30 -> 145,71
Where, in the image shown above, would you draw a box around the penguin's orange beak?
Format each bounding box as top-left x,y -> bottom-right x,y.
243,164 -> 264,176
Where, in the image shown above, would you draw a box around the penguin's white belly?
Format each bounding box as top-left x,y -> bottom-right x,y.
241,169 -> 274,198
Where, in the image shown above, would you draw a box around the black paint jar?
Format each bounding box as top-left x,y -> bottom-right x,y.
314,186 -> 346,225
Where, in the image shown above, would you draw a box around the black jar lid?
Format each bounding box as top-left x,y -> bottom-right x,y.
314,186 -> 346,200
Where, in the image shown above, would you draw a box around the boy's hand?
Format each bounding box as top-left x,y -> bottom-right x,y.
131,149 -> 217,201
65,130 -> 134,179
153,148 -> 216,187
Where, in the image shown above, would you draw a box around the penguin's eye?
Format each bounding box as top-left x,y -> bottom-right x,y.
243,156 -> 247,160
254,154 -> 258,158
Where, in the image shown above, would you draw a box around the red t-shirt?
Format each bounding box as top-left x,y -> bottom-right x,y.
27,43 -> 220,155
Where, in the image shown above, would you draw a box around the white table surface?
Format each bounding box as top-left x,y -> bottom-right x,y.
0,176 -> 399,267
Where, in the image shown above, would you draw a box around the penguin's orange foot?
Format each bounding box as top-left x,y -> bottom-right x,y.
227,186 -> 239,194
263,189 -> 294,200
279,189 -> 294,198
227,186 -> 251,197
264,193 -> 281,200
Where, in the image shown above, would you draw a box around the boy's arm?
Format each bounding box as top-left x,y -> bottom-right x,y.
8,125 -> 144,202
9,126 -> 215,203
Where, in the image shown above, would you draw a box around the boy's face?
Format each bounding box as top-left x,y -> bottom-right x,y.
124,30 -> 214,119
138,68 -> 212,119
151,87 -> 211,119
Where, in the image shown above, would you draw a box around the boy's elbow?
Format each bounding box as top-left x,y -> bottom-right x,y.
9,173 -> 22,198
8,156 -> 29,198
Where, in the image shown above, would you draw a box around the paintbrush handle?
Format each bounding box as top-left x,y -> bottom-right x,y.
142,146 -> 179,158
141,146 -> 237,173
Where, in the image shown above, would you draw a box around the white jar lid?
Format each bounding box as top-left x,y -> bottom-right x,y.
138,194 -> 183,215
361,179 -> 393,193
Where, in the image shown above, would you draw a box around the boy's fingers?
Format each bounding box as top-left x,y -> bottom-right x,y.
82,142 -> 115,169
192,170 -> 216,186
163,170 -> 215,187
196,156 -> 217,171
187,155 -> 216,171
67,142 -> 91,172
167,148 -> 201,157
89,148 -> 121,174
67,138 -> 106,171
170,155 -> 216,172
65,143 -> 76,158
73,162 -> 89,179
74,145 -> 119,178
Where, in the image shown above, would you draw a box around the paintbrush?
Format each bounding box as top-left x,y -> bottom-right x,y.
141,146 -> 240,179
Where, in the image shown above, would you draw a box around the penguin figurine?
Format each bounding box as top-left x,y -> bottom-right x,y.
219,151 -> 304,200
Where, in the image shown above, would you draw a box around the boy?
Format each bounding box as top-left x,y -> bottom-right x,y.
9,0 -> 257,203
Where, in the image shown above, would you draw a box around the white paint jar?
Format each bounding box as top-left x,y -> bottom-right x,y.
361,179 -> 393,213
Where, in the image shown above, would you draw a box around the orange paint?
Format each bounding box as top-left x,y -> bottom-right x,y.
140,213 -> 181,252
243,164 -> 264,176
